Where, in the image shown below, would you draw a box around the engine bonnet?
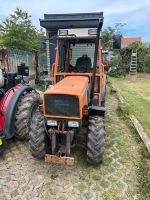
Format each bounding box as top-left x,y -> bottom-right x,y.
44,76 -> 89,96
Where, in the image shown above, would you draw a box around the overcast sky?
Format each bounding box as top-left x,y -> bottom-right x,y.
0,0 -> 150,42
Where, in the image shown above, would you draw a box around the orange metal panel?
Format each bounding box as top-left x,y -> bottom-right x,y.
43,76 -> 89,119
44,76 -> 89,96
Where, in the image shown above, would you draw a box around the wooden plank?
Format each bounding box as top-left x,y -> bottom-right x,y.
130,115 -> 150,153
45,154 -> 75,166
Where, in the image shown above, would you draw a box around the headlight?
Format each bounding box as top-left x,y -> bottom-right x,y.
68,121 -> 79,127
47,120 -> 57,126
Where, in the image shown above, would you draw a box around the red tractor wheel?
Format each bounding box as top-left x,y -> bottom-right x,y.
14,90 -> 40,140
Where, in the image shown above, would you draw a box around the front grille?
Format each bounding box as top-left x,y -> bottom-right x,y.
44,94 -> 80,117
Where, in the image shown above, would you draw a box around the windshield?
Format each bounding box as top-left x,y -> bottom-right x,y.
58,38 -> 98,73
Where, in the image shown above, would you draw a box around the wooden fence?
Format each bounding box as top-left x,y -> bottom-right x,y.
0,47 -> 47,86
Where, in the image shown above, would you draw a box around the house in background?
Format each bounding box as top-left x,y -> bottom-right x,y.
121,37 -> 141,48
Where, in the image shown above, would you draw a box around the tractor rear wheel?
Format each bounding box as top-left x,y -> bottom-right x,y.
14,90 -> 40,140
87,115 -> 105,165
29,108 -> 46,159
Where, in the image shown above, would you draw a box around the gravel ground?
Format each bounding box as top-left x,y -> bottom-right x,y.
0,89 -> 143,200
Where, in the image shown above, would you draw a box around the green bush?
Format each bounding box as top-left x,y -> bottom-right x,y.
109,43 -> 150,77
108,51 -> 126,77
120,43 -> 150,73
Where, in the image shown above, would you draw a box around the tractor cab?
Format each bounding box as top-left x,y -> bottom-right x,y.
49,26 -> 105,108
40,12 -> 105,107
53,28 -> 101,83
51,27 -> 104,108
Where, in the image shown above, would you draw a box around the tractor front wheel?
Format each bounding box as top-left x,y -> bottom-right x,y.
87,115 -> 105,165
14,90 -> 40,140
29,108 -> 46,159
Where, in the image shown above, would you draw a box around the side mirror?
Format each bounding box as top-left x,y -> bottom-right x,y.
113,35 -> 122,49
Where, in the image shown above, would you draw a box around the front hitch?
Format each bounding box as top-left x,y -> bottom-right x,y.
46,126 -> 75,165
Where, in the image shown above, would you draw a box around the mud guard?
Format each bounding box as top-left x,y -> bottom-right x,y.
89,106 -> 105,117
4,85 -> 32,139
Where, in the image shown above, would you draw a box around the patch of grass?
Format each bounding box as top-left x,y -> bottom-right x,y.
102,189 -> 122,200
57,196 -> 68,200
109,76 -> 150,199
92,175 -> 101,181
139,149 -> 150,200
84,191 -> 91,199
77,183 -> 87,191
110,76 -> 150,137
100,180 -> 110,188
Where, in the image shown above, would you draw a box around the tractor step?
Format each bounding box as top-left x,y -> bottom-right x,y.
45,154 -> 75,166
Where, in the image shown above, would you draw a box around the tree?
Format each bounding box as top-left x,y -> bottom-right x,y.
0,32 -> 3,46
0,8 -> 42,51
102,23 -> 126,49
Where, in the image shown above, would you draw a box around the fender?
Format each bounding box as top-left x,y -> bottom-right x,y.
4,85 -> 32,139
89,105 -> 105,117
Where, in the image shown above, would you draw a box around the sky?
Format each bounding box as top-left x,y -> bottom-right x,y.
0,0 -> 150,43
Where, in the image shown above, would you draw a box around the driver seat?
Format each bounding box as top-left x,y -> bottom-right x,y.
75,55 -> 91,72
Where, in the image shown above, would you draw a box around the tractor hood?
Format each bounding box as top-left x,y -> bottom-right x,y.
44,76 -> 89,96
43,76 -> 89,119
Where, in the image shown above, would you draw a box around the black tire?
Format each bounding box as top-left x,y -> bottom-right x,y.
29,108 -> 46,159
87,115 -> 105,165
14,90 -> 40,140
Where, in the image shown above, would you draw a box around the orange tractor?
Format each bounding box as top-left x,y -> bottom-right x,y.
29,12 -> 106,165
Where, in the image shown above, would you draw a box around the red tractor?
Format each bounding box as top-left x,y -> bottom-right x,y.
0,64 -> 39,154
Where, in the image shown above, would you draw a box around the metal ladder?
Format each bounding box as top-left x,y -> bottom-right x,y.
129,49 -> 137,75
